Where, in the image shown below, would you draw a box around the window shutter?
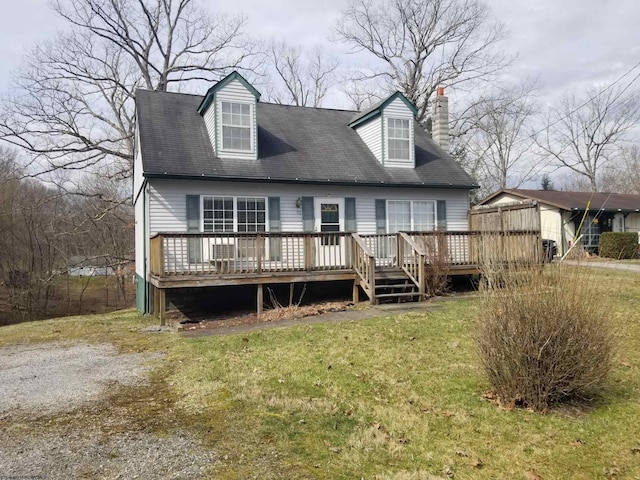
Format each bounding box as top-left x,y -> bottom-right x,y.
268,197 -> 281,261
186,195 -> 200,233
375,199 -> 386,234
345,197 -> 356,232
268,197 -> 281,232
302,197 -> 314,232
437,200 -> 447,230
186,195 -> 201,262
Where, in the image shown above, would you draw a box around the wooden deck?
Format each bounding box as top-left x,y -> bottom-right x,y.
147,230 -> 542,323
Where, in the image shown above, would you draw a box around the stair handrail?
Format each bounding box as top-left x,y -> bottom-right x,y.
351,233 -> 376,303
397,232 -> 426,300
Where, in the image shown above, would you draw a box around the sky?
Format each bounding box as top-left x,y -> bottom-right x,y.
1,0 -> 639,105
0,0 -> 639,190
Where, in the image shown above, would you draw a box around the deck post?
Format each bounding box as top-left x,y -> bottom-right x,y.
352,279 -> 359,303
418,254 -> 426,301
256,234 -> 263,274
257,283 -> 264,316
158,288 -> 166,326
304,235 -> 313,271
369,255 -> 376,305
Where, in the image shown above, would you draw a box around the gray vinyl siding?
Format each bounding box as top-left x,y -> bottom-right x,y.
133,123 -> 144,199
147,179 -> 470,235
203,104 -> 217,156
354,116 -> 382,164
382,97 -> 415,168
215,78 -> 258,160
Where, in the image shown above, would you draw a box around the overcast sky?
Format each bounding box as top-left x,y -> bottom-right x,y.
1,0 -> 639,107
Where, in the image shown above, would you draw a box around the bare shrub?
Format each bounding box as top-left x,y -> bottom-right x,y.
418,231 -> 451,297
476,264 -> 614,411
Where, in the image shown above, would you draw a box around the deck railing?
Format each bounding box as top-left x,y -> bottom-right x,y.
149,232 -> 353,276
397,232 -> 425,298
351,233 -> 376,301
360,233 -> 397,267
149,230 -> 542,278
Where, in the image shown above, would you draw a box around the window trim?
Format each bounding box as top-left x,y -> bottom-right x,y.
200,195 -> 268,233
386,199 -> 437,233
219,101 -> 254,153
386,117 -> 411,161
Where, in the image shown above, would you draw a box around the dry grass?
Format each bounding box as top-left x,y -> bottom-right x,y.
1,267 -> 640,478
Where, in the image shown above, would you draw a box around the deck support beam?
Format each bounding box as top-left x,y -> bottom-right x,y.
257,283 -> 263,317
352,279 -> 359,303
158,288 -> 166,326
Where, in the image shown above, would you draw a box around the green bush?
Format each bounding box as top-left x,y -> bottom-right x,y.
476,266 -> 614,411
599,232 -> 639,259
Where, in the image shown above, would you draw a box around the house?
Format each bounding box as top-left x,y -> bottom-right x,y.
478,189 -> 640,255
134,71 -> 517,321
67,256 -> 114,277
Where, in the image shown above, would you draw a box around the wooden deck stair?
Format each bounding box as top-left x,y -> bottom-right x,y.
373,268 -> 422,304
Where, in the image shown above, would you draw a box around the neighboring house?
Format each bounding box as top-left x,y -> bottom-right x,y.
67,257 -> 115,277
133,72 -> 478,318
479,189 -> 640,255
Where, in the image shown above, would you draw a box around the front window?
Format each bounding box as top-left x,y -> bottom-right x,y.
237,197 -> 266,232
202,196 -> 266,232
203,197 -> 234,232
387,200 -> 436,233
387,118 -> 410,160
221,102 -> 252,151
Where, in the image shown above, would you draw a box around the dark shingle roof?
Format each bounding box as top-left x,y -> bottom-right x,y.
485,189 -> 640,212
135,89 -> 476,189
348,91 -> 417,127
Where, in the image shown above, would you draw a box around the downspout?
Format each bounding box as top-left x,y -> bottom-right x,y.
143,184 -> 149,313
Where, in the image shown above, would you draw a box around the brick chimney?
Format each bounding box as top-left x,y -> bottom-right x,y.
432,87 -> 449,153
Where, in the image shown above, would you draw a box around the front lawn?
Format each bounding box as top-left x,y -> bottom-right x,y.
2,267 -> 640,479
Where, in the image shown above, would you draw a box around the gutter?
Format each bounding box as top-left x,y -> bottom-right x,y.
142,172 -> 478,190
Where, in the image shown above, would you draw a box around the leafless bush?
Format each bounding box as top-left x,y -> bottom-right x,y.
419,232 -> 451,296
476,264 -> 613,411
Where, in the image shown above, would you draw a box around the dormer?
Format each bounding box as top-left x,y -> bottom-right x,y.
197,71 -> 261,160
349,92 -> 418,168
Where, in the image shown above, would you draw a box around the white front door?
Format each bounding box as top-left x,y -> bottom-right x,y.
314,198 -> 345,267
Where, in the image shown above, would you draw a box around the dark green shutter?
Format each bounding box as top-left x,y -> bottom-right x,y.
437,200 -> 447,230
302,197 -> 314,232
268,197 -> 281,261
186,195 -> 201,262
345,197 -> 356,232
375,199 -> 386,234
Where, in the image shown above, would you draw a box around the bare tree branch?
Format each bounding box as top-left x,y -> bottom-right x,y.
265,41 -> 338,107
0,0 -> 259,181
335,0 -> 512,123
536,85 -> 640,192
457,79 -> 541,196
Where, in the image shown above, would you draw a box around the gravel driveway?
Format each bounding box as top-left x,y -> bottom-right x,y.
0,342 -> 215,479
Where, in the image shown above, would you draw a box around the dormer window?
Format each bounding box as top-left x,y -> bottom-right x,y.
387,118 -> 410,160
349,91 -> 417,168
221,102 -> 252,151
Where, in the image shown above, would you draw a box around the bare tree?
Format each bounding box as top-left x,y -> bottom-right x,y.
0,0 -> 258,181
461,80 -> 540,195
536,86 -> 640,192
599,145 -> 640,194
335,0 -> 510,123
266,42 -> 338,107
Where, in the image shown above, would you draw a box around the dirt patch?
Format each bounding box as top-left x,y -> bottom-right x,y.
179,300 -> 355,332
0,342 -> 159,418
